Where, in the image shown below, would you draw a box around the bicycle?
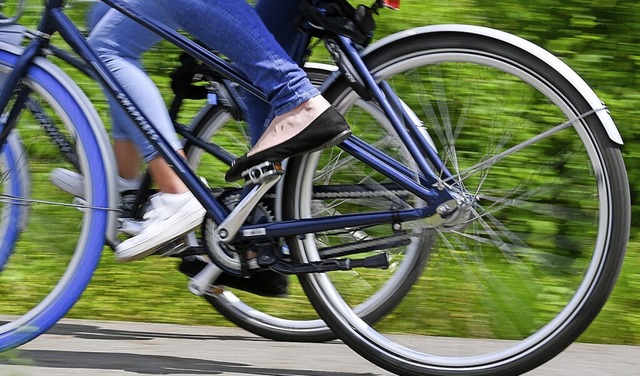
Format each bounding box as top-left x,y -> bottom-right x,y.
0,14 -> 421,343
0,0 -> 630,375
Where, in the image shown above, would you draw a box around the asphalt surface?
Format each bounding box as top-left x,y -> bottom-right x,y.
0,318 -> 638,375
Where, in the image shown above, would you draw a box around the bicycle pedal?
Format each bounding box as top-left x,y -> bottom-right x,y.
241,161 -> 283,184
187,261 -> 224,296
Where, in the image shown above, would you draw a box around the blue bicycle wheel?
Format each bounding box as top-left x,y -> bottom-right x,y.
0,131 -> 28,270
0,42 -> 117,350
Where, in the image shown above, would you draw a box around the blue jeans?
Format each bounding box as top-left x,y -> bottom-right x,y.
89,0 -> 318,161
246,0 -> 306,144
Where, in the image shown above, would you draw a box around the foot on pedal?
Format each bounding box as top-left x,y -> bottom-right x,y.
225,106 -> 351,182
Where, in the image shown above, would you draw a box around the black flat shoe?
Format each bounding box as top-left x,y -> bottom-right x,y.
178,257 -> 289,298
225,106 -> 351,182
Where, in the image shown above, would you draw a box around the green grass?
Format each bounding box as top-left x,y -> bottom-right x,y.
43,236 -> 639,346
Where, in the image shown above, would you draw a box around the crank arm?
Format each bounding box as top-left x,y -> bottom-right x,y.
187,261 -> 224,296
217,162 -> 282,243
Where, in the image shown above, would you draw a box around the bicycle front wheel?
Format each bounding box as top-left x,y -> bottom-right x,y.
289,26 -> 630,375
0,43 -> 117,350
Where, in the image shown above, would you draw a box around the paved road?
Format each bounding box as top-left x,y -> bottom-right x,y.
0,318 -> 638,375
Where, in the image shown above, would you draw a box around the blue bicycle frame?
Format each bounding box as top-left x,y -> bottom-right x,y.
0,0 -> 456,245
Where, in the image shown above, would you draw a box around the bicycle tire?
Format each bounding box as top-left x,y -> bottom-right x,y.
0,42 -> 117,351
288,25 -> 630,375
183,64 -> 430,342
0,131 -> 28,270
0,92 -> 79,271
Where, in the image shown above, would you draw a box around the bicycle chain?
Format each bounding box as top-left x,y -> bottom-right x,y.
204,187 -> 412,270
319,233 -> 411,259
312,189 -> 409,199
219,188 -> 410,203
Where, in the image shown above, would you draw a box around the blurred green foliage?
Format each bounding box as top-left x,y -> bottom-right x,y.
6,0 -> 640,344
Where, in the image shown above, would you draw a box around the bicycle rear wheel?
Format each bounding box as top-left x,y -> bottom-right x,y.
0,43 -> 116,350
289,26 -> 630,375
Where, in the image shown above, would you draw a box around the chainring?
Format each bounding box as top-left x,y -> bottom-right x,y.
203,189 -> 274,275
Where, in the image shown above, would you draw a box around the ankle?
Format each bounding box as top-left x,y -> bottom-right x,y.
278,95 -> 330,126
295,94 -> 330,114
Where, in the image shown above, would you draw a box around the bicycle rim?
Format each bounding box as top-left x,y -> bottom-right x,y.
0,131 -> 28,270
0,45 -> 113,350
294,30 -> 629,375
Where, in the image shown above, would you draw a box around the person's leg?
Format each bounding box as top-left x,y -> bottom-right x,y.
89,2 -> 205,261
90,0 -> 323,179
113,140 -> 140,181
243,0 -> 306,143
165,0 -> 318,115
255,0 -> 305,56
88,3 -> 143,183
163,0 -> 349,181
89,0 -> 337,184
90,0 -> 306,148
89,4 -> 187,190
100,0 -> 345,180
90,0 -> 348,259
147,150 -> 189,193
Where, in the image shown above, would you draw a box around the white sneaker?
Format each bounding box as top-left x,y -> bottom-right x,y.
118,217 -> 145,237
50,168 -> 140,198
115,191 -> 206,262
